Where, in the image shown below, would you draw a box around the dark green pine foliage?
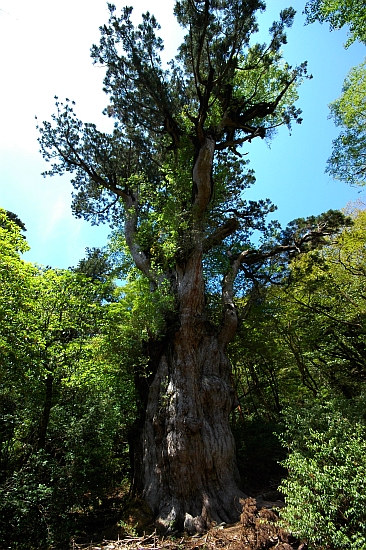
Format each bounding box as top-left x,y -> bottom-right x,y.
37,1 -> 307,243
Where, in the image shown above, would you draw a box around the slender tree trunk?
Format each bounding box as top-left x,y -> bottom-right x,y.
37,372 -> 53,451
141,251 -> 244,533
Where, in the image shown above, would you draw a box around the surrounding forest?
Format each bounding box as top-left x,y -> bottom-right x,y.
1,0 -> 366,548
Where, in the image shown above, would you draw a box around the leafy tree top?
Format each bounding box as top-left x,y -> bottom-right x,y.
304,0 -> 366,47
37,1 -> 309,275
35,0 -> 350,345
326,59 -> 366,186
0,209 -> 29,255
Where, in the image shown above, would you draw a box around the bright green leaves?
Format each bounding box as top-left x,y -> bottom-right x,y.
112,277 -> 174,344
336,205 -> 366,264
0,208 -> 29,255
0,211 -> 135,547
29,269 -> 105,381
0,206 -> 120,404
305,0 -> 366,47
288,208 -> 366,327
229,206 -> 366,420
104,154 -> 194,273
98,276 -> 176,394
134,165 -> 192,269
279,398 -> 366,549
305,1 -> 366,187
0,209 -> 37,379
278,210 -> 366,396
327,60 -> 366,186
0,227 -> 105,396
330,61 -> 366,129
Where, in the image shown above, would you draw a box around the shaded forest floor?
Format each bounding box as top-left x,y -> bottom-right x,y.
70,428 -> 302,550
71,492 -> 305,550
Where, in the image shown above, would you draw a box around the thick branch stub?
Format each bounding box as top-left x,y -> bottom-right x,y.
124,195 -> 159,286
203,218 -> 240,253
219,252 -> 244,347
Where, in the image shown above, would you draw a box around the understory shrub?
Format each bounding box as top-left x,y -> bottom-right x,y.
0,393 -> 130,549
0,450 -> 71,549
278,397 -> 366,549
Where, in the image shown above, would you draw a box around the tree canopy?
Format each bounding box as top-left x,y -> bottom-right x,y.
326,59 -> 366,186
305,0 -> 366,187
0,209 -> 135,547
305,0 -> 366,47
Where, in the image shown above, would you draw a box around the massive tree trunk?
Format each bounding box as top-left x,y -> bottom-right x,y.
141,250 -> 244,533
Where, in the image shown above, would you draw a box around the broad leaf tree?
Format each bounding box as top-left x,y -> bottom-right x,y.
276,206 -> 366,398
305,0 -> 366,47
232,207 -> 363,422
326,60 -> 366,187
305,0 -> 366,187
37,0 -> 347,532
0,210 -> 133,546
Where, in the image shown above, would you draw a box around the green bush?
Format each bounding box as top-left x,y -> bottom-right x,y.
0,392 -> 131,549
278,398 -> 366,549
0,451 -> 70,549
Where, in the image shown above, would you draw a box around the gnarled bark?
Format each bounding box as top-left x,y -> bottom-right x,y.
140,250 -> 244,533
142,324 -> 243,533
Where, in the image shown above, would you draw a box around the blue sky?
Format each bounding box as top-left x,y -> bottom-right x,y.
0,0 -> 364,269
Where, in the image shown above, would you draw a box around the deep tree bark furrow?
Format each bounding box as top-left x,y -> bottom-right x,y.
140,207 -> 243,532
